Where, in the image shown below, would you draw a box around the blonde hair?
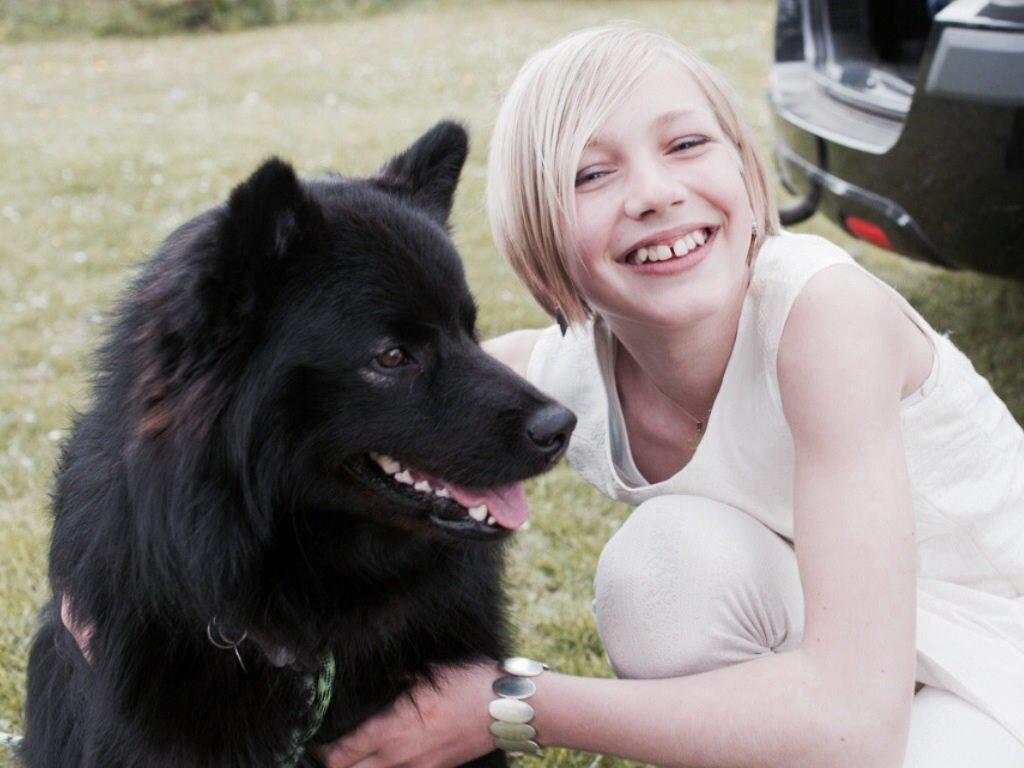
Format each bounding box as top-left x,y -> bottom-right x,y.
486,23 -> 780,324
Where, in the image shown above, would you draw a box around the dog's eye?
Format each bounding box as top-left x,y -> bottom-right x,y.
374,348 -> 408,369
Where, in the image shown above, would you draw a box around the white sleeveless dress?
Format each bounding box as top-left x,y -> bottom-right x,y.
526,231 -> 1024,743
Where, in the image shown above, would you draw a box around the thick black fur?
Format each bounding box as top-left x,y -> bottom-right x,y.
21,121 -> 574,767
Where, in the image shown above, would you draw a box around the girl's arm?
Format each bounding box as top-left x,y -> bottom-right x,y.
319,266 -> 918,768
527,265 -> 918,767
481,329 -> 542,378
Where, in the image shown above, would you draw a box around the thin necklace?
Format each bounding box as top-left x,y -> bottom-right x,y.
652,380 -> 713,451
662,269 -> 751,444
618,343 -> 713,450
615,268 -> 749,453
661,388 -> 711,434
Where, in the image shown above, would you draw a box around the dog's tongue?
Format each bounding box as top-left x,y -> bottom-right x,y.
445,481 -> 529,530
404,466 -> 529,530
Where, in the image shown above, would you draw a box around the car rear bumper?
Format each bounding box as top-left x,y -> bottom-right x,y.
769,0 -> 1024,279
774,141 -> 944,264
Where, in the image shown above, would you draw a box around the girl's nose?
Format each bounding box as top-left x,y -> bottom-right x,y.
623,157 -> 686,219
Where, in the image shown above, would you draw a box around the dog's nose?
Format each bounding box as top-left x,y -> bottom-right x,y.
525,405 -> 576,461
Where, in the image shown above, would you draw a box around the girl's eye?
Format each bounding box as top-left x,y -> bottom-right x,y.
575,168 -> 610,187
575,137 -> 708,186
671,136 -> 709,153
374,348 -> 409,369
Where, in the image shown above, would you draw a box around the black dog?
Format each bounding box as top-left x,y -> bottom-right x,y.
21,121 -> 575,767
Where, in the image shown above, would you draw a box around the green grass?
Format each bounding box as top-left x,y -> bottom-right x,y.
1,1 -> 1022,765
0,0 -> 412,42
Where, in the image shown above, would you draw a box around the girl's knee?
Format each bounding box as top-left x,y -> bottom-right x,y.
594,495 -> 804,679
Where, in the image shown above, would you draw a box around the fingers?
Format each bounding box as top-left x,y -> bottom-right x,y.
318,744 -> 441,768
313,716 -> 424,768
59,592 -> 94,663
315,662 -> 496,768
315,742 -> 378,768
346,755 -> 386,768
315,721 -> 382,768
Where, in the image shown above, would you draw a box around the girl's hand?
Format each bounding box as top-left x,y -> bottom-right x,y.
60,592 -> 94,662
316,660 -> 502,768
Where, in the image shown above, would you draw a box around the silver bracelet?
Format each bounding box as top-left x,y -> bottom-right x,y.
488,657 -> 549,755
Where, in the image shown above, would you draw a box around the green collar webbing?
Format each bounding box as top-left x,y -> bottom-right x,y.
276,654 -> 336,768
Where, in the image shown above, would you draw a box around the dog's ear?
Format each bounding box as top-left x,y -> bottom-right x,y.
376,120 -> 469,226
128,159 -> 321,439
210,157 -> 324,312
224,158 -> 318,266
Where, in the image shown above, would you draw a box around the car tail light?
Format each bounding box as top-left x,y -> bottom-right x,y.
843,216 -> 893,251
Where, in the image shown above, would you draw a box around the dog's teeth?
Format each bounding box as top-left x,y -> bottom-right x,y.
435,488 -> 451,498
394,470 -> 414,484
379,455 -> 401,474
468,505 -> 488,522
371,452 -> 402,475
486,515 -> 496,526
414,480 -> 431,492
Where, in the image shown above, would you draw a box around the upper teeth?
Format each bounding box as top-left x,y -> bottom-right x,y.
368,452 -> 495,524
632,227 -> 711,264
377,454 -> 401,474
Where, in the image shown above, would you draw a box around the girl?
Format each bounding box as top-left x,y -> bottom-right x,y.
317,23 -> 1024,768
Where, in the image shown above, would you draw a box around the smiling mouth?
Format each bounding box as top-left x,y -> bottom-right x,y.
346,452 -> 529,540
623,226 -> 718,265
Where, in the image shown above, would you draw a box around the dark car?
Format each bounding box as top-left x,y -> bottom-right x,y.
769,0 -> 1024,280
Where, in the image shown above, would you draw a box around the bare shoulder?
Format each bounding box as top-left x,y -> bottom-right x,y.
777,264 -> 908,442
782,263 -> 905,351
481,328 -> 544,379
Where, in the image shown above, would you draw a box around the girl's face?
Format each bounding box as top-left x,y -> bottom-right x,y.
570,59 -> 754,329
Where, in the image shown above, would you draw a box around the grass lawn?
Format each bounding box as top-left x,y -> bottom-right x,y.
1,1 -> 1022,765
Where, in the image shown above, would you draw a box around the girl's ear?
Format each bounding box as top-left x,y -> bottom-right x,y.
375,120 -> 469,227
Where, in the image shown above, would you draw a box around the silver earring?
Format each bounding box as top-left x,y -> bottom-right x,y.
751,220 -> 759,239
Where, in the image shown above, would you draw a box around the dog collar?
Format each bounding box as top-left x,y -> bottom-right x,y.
277,653 -> 337,767
206,617 -> 335,764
